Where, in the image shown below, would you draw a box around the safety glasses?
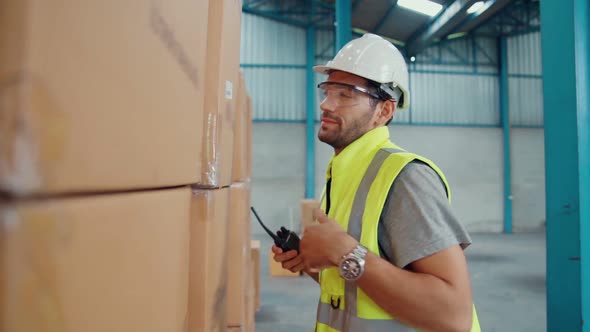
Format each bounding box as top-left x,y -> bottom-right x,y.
317,82 -> 381,107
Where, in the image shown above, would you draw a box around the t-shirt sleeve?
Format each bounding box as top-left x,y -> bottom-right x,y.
377,160 -> 472,269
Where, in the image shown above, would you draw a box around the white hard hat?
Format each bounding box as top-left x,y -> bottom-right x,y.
314,33 -> 410,109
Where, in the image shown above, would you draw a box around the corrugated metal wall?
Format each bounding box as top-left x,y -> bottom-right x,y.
240,14 -> 305,64
240,13 -> 307,121
241,68 -> 306,121
404,36 -> 500,126
408,70 -> 499,125
507,31 -> 543,127
316,29 -> 335,63
240,14 -> 542,127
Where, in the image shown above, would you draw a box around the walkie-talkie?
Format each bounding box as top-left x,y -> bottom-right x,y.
250,206 -> 300,253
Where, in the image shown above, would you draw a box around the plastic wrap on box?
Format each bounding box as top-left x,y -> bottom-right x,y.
201,111 -> 222,187
198,0 -> 241,189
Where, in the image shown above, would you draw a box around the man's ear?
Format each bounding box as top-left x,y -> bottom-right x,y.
378,99 -> 396,125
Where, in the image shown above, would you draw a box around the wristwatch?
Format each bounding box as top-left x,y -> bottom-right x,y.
338,244 -> 368,281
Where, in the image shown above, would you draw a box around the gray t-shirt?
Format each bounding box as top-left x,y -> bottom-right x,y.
377,160 -> 472,269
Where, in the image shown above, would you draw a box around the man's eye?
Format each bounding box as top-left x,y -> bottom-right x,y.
340,91 -> 353,98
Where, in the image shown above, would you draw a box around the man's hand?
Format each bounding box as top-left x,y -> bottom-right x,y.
271,246 -> 320,283
271,246 -> 305,272
299,209 -> 358,270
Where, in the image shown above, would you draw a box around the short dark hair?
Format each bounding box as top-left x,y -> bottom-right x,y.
367,82 -> 394,125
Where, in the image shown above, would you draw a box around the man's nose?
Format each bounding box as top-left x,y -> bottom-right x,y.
319,97 -> 336,113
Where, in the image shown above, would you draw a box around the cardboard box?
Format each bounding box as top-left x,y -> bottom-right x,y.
269,247 -> 302,277
242,240 -> 259,332
0,187 -> 191,332
189,188 -> 230,332
0,0 -> 209,196
232,72 -> 250,183
246,95 -> 253,179
200,0 -> 243,187
250,240 -> 261,311
300,199 -> 320,232
245,261 -> 256,332
227,182 -> 251,326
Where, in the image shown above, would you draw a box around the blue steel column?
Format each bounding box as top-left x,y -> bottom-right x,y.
305,18 -> 316,198
499,36 -> 512,234
577,0 -> 590,329
541,0 -> 589,330
335,0 -> 351,49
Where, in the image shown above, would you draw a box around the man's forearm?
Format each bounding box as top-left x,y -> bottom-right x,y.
356,253 -> 472,332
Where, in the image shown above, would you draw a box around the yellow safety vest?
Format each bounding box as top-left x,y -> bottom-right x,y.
316,127 -> 481,332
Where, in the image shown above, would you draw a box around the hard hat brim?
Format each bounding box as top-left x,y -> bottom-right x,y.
313,64 -> 383,83
312,65 -> 333,75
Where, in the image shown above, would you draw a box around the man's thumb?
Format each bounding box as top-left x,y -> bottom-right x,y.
313,208 -> 330,224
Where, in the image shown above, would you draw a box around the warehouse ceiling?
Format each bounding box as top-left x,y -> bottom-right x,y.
242,0 -> 540,57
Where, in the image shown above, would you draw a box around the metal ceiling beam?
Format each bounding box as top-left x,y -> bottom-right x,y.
372,0 -> 399,33
473,39 -> 497,64
314,0 -> 335,10
318,41 -> 335,58
336,0 -> 352,49
464,0 -> 518,33
506,12 -> 527,26
242,5 -> 308,27
440,42 -> 469,63
245,0 -> 270,10
283,2 -> 305,14
242,0 -> 335,28
405,0 -> 480,56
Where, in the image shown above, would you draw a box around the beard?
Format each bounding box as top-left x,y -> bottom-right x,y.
318,109 -> 375,150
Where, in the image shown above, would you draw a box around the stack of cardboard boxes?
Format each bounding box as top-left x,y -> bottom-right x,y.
0,0 -> 256,331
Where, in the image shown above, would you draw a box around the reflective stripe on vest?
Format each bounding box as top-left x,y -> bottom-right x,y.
316,301 -> 415,332
344,149 -> 401,318
318,148 -> 415,332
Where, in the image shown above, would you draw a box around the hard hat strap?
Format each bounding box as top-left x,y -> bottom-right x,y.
373,82 -> 402,104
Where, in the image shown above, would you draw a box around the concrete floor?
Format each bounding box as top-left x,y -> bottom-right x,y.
252,231 -> 546,332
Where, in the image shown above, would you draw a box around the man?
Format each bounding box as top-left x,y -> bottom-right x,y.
272,33 -> 481,332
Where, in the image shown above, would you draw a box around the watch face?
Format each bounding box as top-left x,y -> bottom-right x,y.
341,257 -> 362,280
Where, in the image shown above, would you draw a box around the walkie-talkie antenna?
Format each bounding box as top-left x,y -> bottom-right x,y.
250,206 -> 279,241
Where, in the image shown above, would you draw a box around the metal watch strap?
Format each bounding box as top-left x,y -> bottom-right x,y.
340,244 -> 368,264
351,244 -> 368,259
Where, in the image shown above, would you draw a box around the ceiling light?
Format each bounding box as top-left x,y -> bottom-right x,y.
447,32 -> 467,40
410,56 -> 416,62
398,0 -> 443,17
467,1 -> 485,14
